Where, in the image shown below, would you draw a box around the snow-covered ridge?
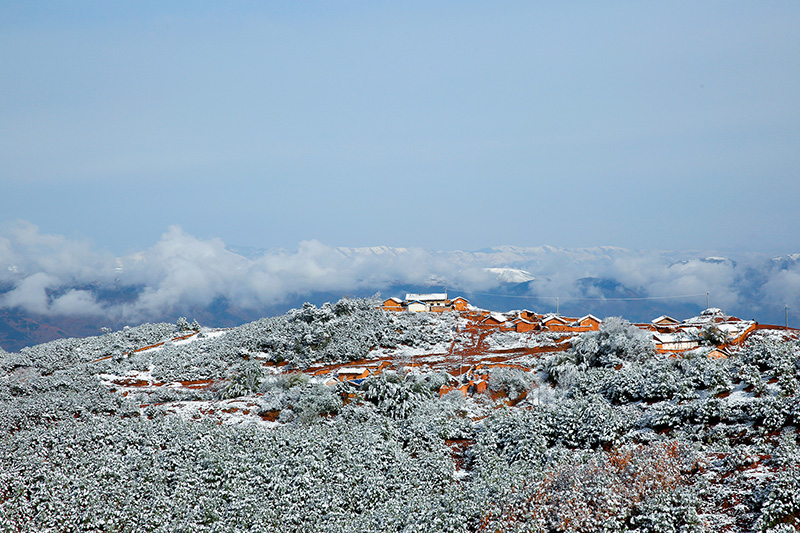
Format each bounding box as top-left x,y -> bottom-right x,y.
484,267 -> 535,283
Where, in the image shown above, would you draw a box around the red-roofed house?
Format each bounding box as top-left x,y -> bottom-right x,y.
382,297 -> 404,311
576,314 -> 602,331
513,318 -> 538,333
451,296 -> 470,311
482,313 -> 508,326
541,315 -> 570,331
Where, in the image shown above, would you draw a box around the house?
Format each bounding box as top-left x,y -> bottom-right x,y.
541,315 -> 570,331
383,293 -> 475,313
440,378 -> 488,397
652,315 -> 681,327
337,367 -> 370,381
513,318 -> 538,333
406,300 -> 429,313
471,379 -> 488,394
382,297 -> 404,311
677,325 -> 701,335
653,333 -> 700,353
450,296 -> 470,311
405,292 -> 448,311
482,313 -> 508,326
576,314 -> 602,331
707,347 -> 730,359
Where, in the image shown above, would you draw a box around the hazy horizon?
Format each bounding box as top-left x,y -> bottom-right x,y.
1,221 -> 799,340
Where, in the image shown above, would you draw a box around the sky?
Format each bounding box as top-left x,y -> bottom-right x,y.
1,1 -> 799,255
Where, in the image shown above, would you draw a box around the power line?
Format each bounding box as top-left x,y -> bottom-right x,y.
457,290 -> 708,302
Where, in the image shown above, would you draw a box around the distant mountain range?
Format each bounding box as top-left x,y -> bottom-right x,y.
2,238 -> 800,352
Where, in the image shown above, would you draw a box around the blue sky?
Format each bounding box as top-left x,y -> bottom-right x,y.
2,2 -> 799,255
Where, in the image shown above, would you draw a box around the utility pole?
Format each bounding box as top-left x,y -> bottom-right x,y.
786,305 -> 789,330
556,296 -> 559,315
706,291 -> 710,309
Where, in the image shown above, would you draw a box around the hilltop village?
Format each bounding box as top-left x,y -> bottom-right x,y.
91,293 -> 787,406
382,292 -> 765,354
353,292 -> 782,399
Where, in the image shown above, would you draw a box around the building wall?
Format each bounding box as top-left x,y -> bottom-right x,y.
578,319 -> 601,331
407,302 -> 428,313
382,299 -> 404,311
515,322 -> 538,333
452,299 -> 469,311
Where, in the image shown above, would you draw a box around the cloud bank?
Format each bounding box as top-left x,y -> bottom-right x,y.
1,221 -> 798,328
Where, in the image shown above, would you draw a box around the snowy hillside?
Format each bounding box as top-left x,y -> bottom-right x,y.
2,298 -> 800,532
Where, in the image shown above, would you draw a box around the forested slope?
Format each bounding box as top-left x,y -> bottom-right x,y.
2,299 -> 799,532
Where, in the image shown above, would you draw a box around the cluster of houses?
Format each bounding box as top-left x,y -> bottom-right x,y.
297,297 -> 779,398
645,308 -> 757,355
381,294 -> 761,354
381,293 -> 470,313
381,293 -> 603,333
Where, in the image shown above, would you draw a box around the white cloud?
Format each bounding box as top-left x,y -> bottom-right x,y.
0,221 -> 797,325
50,290 -> 105,316
2,272 -> 59,314
116,226 -> 250,321
0,220 -> 116,284
763,267 -> 800,313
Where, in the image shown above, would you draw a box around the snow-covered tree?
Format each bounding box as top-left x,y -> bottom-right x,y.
570,316 -> 655,369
